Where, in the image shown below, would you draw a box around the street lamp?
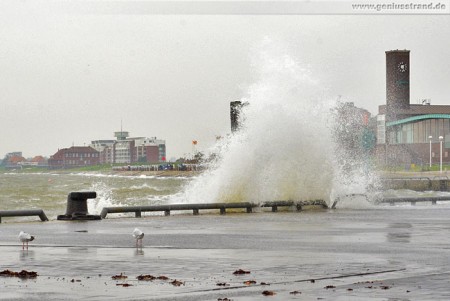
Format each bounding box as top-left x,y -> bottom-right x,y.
439,136 -> 444,173
429,136 -> 433,168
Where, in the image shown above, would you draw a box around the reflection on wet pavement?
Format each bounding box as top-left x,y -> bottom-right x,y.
387,223 -> 412,243
1,207 -> 450,300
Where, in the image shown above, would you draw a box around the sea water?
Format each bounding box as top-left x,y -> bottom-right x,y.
2,40 -> 380,222
0,172 -> 190,222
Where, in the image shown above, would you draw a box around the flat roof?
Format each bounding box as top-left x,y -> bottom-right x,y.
385,49 -> 410,53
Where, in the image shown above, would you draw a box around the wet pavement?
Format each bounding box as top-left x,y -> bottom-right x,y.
1,206 -> 450,300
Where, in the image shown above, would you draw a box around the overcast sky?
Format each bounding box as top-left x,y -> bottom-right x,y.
1,1 -> 449,159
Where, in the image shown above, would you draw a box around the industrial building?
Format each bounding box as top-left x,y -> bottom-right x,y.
377,50 -> 450,167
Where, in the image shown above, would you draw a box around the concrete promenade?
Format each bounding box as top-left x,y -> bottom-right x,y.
1,207 -> 450,300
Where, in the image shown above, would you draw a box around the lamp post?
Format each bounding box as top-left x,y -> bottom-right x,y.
429,136 -> 433,168
439,136 -> 444,173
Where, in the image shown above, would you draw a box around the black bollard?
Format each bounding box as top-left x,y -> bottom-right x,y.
57,191 -> 101,220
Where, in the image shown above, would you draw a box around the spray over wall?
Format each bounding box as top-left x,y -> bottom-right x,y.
181,40 -> 376,206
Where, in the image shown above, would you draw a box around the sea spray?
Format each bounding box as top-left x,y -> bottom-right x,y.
181,40 -> 341,205
88,182 -> 117,214
330,101 -> 380,207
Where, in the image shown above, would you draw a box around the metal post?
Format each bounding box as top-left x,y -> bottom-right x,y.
439,136 -> 443,173
429,136 -> 433,168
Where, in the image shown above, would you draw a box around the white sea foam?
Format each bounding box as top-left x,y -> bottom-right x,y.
180,40 -> 335,205
178,39 -> 379,207
88,182 -> 119,214
128,183 -> 166,191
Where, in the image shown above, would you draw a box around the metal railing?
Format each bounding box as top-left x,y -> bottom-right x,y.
378,196 -> 450,205
100,200 -> 328,219
0,209 -> 49,223
0,200 -> 329,222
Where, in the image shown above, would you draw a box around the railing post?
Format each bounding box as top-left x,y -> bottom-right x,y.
100,208 -> 108,219
38,210 -> 49,222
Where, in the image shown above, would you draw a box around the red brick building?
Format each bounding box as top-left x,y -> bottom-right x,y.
142,145 -> 160,162
48,146 -> 100,169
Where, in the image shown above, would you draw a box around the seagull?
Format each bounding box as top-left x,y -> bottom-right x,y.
18,231 -> 35,250
132,228 -> 144,248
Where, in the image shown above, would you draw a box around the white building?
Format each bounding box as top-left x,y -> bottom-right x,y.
91,132 -> 166,164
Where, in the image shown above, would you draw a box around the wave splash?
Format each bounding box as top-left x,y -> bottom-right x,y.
88,182 -> 117,214
180,40 -> 370,206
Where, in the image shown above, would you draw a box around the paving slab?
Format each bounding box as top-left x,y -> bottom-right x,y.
1,207 -> 450,300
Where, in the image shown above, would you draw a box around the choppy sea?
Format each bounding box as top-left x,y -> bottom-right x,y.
0,172 -> 191,222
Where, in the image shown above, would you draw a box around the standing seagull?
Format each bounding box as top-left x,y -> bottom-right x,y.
132,228 -> 144,248
18,231 -> 35,250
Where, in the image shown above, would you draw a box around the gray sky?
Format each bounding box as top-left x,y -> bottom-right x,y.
1,1 -> 449,159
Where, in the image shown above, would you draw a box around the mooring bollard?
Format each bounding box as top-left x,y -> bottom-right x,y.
57,191 -> 101,220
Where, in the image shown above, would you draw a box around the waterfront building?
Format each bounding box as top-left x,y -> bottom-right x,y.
90,132 -> 166,164
18,156 -> 48,167
376,50 -> 450,167
90,140 -> 115,164
114,136 -> 136,164
48,146 -> 100,169
134,137 -> 166,163
2,152 -> 26,169
1,152 -> 48,168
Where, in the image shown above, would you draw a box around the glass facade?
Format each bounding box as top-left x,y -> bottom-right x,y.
388,118 -> 450,144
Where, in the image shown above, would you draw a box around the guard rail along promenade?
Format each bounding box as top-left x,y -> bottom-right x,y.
3,181 -> 450,223
0,209 -> 48,223
380,175 -> 450,191
100,200 -> 328,219
377,196 -> 450,205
